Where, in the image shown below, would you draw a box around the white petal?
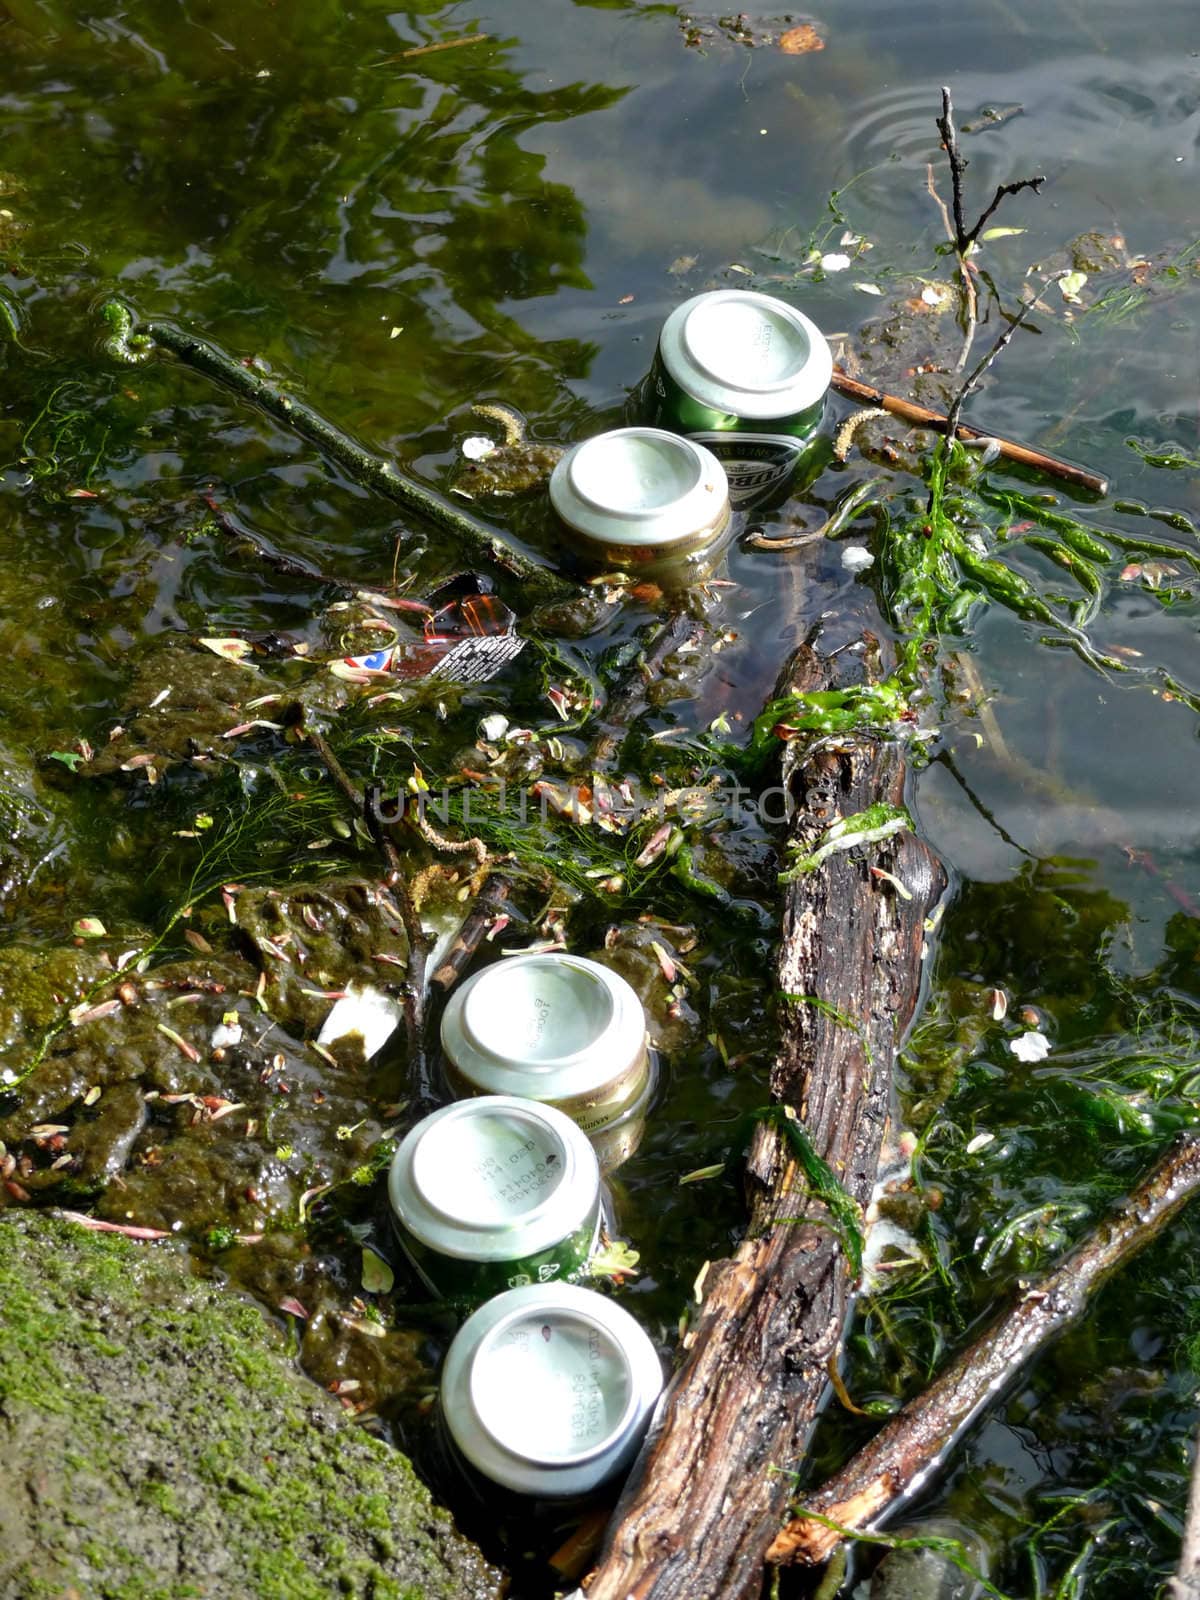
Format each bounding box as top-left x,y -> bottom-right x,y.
479,712 -> 509,742
318,985 -> 403,1060
820,253 -> 852,272
966,1131 -> 995,1154
1009,1030 -> 1050,1063
461,435 -> 497,461
842,546 -> 875,572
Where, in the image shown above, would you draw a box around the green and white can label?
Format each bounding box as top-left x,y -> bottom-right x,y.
388,1097 -> 602,1301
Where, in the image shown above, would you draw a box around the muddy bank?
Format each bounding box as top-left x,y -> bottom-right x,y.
0,1213 -> 503,1600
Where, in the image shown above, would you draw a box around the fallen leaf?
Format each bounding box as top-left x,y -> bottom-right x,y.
73,917 -> 107,939
1009,1030 -> 1050,1063
679,1163 -> 725,1185
1058,270 -> 1088,305
361,1248 -> 395,1296
590,1239 -> 641,1279
779,23 -> 824,53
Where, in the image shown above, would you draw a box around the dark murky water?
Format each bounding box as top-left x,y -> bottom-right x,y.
4,2 -> 1200,1595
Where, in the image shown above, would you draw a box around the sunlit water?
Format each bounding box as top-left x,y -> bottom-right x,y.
4,2 -> 1200,1594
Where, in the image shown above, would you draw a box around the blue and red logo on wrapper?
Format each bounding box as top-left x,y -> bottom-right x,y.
343,648 -> 394,672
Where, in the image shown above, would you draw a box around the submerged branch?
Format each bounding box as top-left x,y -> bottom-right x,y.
100,301 -> 574,602
767,1130 -> 1200,1568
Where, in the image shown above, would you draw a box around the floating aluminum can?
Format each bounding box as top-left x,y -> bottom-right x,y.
440,1282 -> 664,1497
388,1096 -> 602,1300
440,953 -> 652,1170
548,426 -> 731,576
642,289 -> 832,508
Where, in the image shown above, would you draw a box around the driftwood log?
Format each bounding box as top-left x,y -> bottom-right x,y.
582,637 -> 946,1600
768,1128 -> 1200,1569
1170,1420 -> 1200,1600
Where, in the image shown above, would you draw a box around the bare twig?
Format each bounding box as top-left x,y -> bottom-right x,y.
967,175 -> 1046,250
935,88 -> 970,253
398,32 -> 487,59
936,87 -> 1044,254
927,157 -> 979,371
935,87 -> 1043,372
943,278 -> 1062,443
828,368 -> 1108,495
767,1130 -> 1200,1568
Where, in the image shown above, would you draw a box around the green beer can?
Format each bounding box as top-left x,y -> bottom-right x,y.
641,289 -> 832,509
440,951 -> 654,1174
387,1096 -> 602,1301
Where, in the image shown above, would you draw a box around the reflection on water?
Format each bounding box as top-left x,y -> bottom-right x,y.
4,0 -> 1200,1593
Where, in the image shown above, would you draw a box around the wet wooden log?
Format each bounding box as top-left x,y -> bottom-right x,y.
582,638 -> 946,1600
768,1128 -> 1200,1570
1169,1421 -> 1200,1600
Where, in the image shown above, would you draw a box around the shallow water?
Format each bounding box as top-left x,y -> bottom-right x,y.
4,2 -> 1200,1595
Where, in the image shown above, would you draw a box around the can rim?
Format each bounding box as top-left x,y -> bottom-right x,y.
467,1300 -> 640,1467
658,289 -> 832,419
441,1283 -> 665,1496
388,1096 -> 600,1261
441,953 -> 647,1100
549,427 -> 730,549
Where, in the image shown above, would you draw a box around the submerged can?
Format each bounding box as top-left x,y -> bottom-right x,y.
641,289 -> 832,508
440,952 -> 653,1171
439,1282 -> 664,1498
387,1096 -> 602,1300
548,426 -> 732,577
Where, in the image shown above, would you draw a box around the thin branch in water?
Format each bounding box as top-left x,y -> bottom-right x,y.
101,301 -> 573,602
943,280 -> 1062,444
936,87 -> 1045,254
828,368 -> 1108,495
935,88 -> 1044,372
766,1130 -> 1200,1568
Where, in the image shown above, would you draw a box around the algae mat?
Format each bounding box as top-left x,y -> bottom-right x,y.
0,1214 -> 502,1600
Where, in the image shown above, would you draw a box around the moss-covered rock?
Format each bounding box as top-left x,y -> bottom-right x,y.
0,1213 -> 504,1600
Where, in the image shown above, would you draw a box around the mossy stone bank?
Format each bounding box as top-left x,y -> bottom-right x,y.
0,1214 -> 503,1600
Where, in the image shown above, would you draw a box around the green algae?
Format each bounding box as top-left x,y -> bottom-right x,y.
0,1213 -> 501,1600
